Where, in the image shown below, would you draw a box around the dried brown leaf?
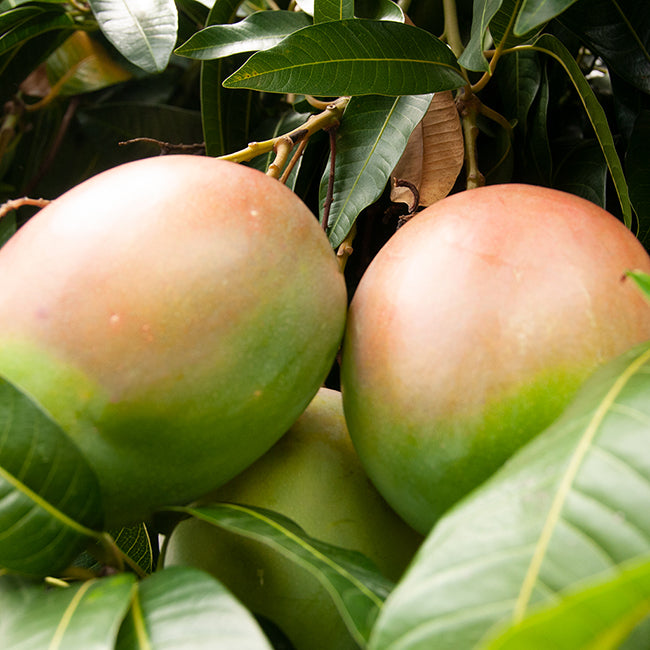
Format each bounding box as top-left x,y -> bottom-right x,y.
391,91 -> 464,208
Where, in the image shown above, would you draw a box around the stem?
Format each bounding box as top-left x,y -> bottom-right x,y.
321,125 -> 339,232
457,90 -> 485,190
0,197 -> 50,219
266,135 -> 294,179
219,96 -> 349,164
279,137 -> 308,184
442,0 -> 464,59
336,221 -> 356,272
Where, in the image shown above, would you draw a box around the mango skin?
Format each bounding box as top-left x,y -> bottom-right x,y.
341,184 -> 650,534
164,388 -> 422,650
0,155 -> 347,527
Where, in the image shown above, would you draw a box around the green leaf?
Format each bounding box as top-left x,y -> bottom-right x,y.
223,19 -> 466,96
113,524 -> 154,575
0,9 -> 76,58
88,0 -> 178,73
496,48 -> 541,134
369,340 -> 650,650
482,554 -> 650,649
626,110 -> 650,247
458,0 -> 504,72
45,31 -> 132,96
527,33 -> 632,227
355,0 -> 403,21
489,0 -> 543,50
115,565 -> 273,649
199,0 -> 256,157
321,93 -> 433,247
0,573 -> 135,648
514,0 -> 579,36
558,0 -> 650,94
176,10 -> 311,60
172,503 -> 393,647
0,377 -> 103,577
314,0 -> 353,23
523,59 -> 552,185
554,139 -> 607,207
626,271 -> 650,302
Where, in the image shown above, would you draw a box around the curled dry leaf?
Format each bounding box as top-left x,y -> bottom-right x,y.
390,90 -> 464,209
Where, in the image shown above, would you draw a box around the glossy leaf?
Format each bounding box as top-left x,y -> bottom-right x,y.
558,0 -> 650,94
482,554 -> 650,649
223,19 -> 466,97
175,10 -> 311,60
489,0 -> 543,50
314,0 -> 353,23
321,93 -> 433,247
199,0 -> 254,157
514,0 -> 579,36
0,9 -> 77,57
459,0 -> 503,72
355,0 -> 403,21
527,33 -> 632,227
369,341 -> 650,649
554,139 -> 607,207
0,573 -> 135,648
172,503 -> 393,647
523,60 -> 552,185
45,31 -> 132,96
88,0 -> 178,73
115,566 -> 272,649
496,49 -> 541,134
626,110 -> 650,246
626,270 -> 650,302
0,377 -> 103,577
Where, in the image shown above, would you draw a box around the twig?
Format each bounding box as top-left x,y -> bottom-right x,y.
321,125 -> 339,232
456,90 -> 485,190
119,138 -> 206,156
266,135 -> 294,179
279,137 -> 308,184
219,96 -> 349,165
0,197 -> 50,219
336,221 -> 356,272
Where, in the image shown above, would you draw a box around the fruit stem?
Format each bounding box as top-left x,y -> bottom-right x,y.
456,89 -> 485,190
0,196 -> 50,219
442,0 -> 464,59
218,96 -> 350,165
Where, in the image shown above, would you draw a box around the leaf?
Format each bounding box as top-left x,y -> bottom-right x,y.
115,566 -> 273,649
626,110 -> 650,247
223,19 -> 466,97
314,0 -> 353,23
553,139 -> 607,207
0,9 -> 77,58
527,33 -> 632,227
523,59 -> 552,185
171,503 -> 393,647
88,0 -> 178,73
514,0 -> 580,36
626,270 -> 650,302
45,31 -> 132,96
558,0 -> 650,94
199,0 -> 255,157
355,0 -> 403,22
0,376 -> 103,577
390,90 -> 464,208
175,10 -> 312,60
496,47 -> 542,133
0,573 -> 135,648
458,0 -> 504,72
321,93 -> 433,247
368,340 -> 650,650
113,524 -> 154,575
482,554 -> 650,649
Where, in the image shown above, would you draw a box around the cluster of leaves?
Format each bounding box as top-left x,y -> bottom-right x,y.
1,0 -> 650,647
